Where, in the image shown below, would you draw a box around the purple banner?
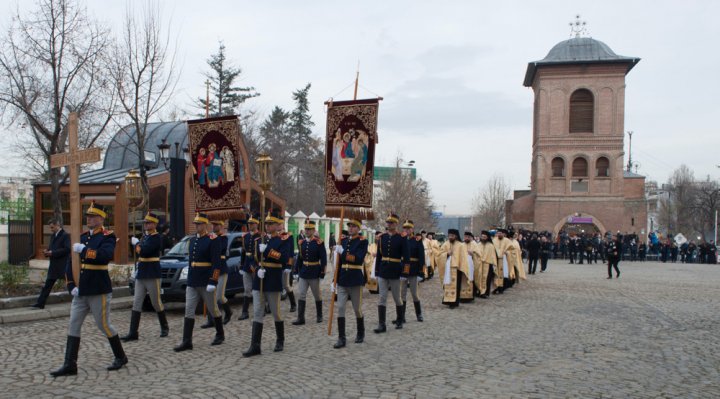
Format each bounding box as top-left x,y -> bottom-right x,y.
570,217 -> 594,224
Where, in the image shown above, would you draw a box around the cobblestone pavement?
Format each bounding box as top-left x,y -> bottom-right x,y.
1,260 -> 719,398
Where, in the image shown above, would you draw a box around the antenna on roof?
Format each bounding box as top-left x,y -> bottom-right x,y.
569,14 -> 589,38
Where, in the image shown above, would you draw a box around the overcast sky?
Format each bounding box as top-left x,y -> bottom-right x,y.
2,0 -> 719,214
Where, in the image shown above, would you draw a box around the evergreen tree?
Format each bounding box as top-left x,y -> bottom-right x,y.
197,42 -> 258,117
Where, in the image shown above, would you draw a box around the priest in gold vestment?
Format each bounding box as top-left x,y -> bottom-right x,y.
437,229 -> 471,308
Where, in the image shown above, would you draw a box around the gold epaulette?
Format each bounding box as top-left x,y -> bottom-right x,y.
299,239 -> 305,245
314,238 -> 323,245
103,229 -> 115,236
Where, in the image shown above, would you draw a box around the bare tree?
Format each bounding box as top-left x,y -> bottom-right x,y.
109,1 -> 179,209
0,0 -> 116,223
471,174 -> 511,231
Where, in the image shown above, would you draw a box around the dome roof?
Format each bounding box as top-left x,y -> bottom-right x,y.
523,37 -> 640,87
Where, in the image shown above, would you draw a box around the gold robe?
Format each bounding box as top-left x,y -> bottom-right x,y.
365,242 -> 378,293
509,239 -> 526,282
478,241 -> 498,295
467,241 -> 483,296
437,240 -> 471,304
422,237 -> 434,278
492,237 -> 512,287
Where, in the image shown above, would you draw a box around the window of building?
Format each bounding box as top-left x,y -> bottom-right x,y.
569,89 -> 594,133
596,157 -> 610,177
572,157 -> 588,177
551,157 -> 565,177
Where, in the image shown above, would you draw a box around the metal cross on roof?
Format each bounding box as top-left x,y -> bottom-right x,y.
569,14 -> 589,38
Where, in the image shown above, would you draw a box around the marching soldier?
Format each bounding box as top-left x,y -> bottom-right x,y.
121,212 -> 169,342
373,213 -> 407,333
292,219 -> 327,326
242,209 -> 288,357
238,214 -> 260,320
280,228 -> 298,313
200,219 -> 232,329
399,221 -> 425,323
332,218 -> 368,348
173,213 -> 224,352
51,203 -> 127,376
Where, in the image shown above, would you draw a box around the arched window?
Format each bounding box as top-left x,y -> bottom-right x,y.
551,157 -> 565,177
572,157 -> 588,177
596,157 -> 610,177
569,89 -> 594,133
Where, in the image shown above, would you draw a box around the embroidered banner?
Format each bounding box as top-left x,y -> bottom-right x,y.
187,115 -> 245,220
324,98 -> 378,219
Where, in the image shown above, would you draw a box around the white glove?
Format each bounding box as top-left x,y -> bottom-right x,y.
71,287 -> 79,296
131,237 -> 140,246
72,243 -> 85,253
258,268 -> 266,279
206,284 -> 216,293
335,245 -> 344,254
259,244 -> 267,252
293,274 -> 299,282
283,269 -> 291,275
400,276 -> 408,282
330,283 -> 336,293
417,276 -> 423,282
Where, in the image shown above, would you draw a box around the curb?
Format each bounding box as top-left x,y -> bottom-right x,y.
0,286 -> 131,310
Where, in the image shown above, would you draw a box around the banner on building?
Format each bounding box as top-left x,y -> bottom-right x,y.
324,98 -> 379,219
187,115 -> 245,220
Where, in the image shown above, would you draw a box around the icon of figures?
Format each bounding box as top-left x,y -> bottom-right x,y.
207,143 -> 223,188
348,132 -> 368,182
331,129 -> 344,181
221,145 -> 235,183
197,148 -> 208,186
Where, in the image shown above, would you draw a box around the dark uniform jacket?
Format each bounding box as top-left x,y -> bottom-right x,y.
47,229 -> 70,280
402,236 -> 425,277
187,233 -> 214,287
210,233 -> 229,282
607,240 -> 621,261
135,231 -> 162,280
338,235 -> 368,287
241,231 -> 260,273
282,233 -> 295,271
375,232 -> 407,280
540,241 -> 552,259
66,227 -> 116,296
295,237 -> 327,279
253,234 -> 288,292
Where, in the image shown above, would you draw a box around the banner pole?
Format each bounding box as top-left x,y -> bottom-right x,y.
327,206 -> 344,335
353,63 -> 359,101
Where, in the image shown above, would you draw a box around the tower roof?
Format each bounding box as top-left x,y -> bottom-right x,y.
524,37 -> 640,87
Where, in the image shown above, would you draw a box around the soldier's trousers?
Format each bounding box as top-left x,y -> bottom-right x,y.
241,271 -> 253,298
252,290 -> 282,323
400,277 -> 419,303
282,269 -> 293,293
132,278 -> 164,312
185,286 -> 220,319
377,277 -> 401,307
213,273 -> 228,305
68,293 -> 117,338
336,285 -> 363,318
297,278 -> 321,302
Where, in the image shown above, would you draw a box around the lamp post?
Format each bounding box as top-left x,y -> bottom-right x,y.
256,154 -> 273,236
125,169 -> 143,263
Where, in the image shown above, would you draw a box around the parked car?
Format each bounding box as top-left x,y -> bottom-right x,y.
129,232 -> 245,304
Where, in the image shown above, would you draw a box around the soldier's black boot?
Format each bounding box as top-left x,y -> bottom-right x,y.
401,302 -> 407,323
50,336 -> 79,377
288,291 -> 297,313
333,317 -> 346,349
315,301 -> 323,323
106,335 -> 128,371
414,301 -> 424,322
238,298 -> 250,320
221,302 -> 233,325
200,312 -> 214,329
374,305 -> 387,334
242,322 -> 263,357
121,310 -> 141,342
355,317 -> 365,343
211,317 -> 224,345
157,310 -> 169,337
173,317 -> 194,352
273,321 -> 284,352
292,300 -> 306,325
265,302 -> 271,315
395,305 -> 404,329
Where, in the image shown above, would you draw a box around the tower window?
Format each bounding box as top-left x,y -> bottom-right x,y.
551,157 -> 565,177
569,89 -> 594,133
572,157 -> 588,177
596,157 -> 610,177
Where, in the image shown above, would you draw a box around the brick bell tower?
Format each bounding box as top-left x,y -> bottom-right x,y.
508,21 -> 647,236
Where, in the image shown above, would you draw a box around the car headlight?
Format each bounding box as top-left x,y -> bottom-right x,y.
179,266 -> 189,280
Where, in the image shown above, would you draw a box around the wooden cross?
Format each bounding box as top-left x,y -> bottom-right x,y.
50,112 -> 102,284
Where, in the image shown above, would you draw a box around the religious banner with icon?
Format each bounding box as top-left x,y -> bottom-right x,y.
324,98 -> 378,219
187,115 -> 245,220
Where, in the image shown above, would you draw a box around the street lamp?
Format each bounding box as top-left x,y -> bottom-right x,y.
183,145 -> 191,164
256,153 -> 273,235
157,139 -> 172,170
125,169 -> 143,263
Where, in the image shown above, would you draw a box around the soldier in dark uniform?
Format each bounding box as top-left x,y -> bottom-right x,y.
399,221 -> 425,324
242,209 -> 288,357
332,218 -> 368,348
373,213 -> 407,333
280,228 -> 297,313
121,212 -> 168,342
200,219 -> 232,329
238,214 -> 260,320
173,213 -> 224,352
539,235 -> 551,272
607,233 -> 622,279
51,203 -> 127,377
32,218 -> 70,309
292,220 -> 327,326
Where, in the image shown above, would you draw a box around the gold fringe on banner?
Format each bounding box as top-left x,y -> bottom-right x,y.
204,209 -> 247,222
325,206 -> 374,221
